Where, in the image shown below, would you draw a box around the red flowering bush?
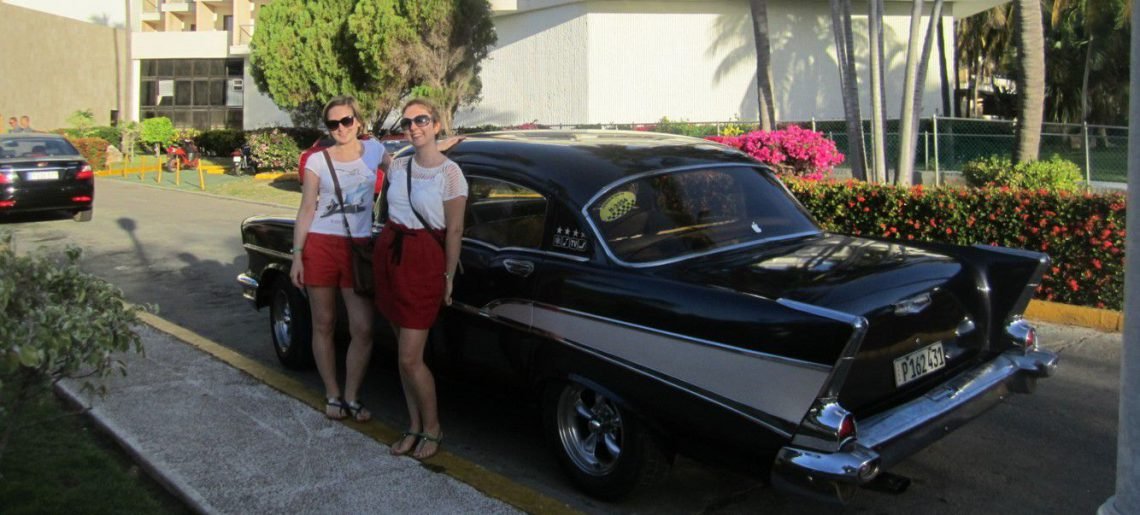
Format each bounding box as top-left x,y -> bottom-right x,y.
786,178 -> 1127,309
708,126 -> 845,180
67,137 -> 109,170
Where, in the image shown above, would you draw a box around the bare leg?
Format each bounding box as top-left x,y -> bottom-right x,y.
307,286 -> 343,418
341,288 -> 374,421
397,327 -> 441,459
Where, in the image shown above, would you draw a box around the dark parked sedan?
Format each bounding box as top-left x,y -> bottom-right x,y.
0,133 -> 94,221
237,131 -> 1057,503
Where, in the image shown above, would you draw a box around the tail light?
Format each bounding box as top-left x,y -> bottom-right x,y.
76,164 -> 94,180
0,200 -> 14,208
0,170 -> 11,185
72,196 -> 93,203
838,413 -> 857,442
1005,318 -> 1037,352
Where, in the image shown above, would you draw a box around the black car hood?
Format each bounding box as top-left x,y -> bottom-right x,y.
666,234 -> 964,315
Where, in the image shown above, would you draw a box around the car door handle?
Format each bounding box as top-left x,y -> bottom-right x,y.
503,259 -> 535,277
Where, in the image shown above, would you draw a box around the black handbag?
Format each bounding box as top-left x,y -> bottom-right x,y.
323,150 -> 374,296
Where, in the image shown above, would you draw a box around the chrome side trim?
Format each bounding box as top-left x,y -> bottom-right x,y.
776,298 -> 868,399
487,301 -> 830,427
242,243 -> 293,261
462,238 -> 590,263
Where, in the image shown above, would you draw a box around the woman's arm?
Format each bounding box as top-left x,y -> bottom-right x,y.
290,168 -> 321,289
441,195 -> 466,305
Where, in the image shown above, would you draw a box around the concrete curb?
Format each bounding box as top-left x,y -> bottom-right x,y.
135,312 -> 580,515
1026,299 -> 1124,332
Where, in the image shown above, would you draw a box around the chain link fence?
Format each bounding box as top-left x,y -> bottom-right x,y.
536,117 -> 1128,187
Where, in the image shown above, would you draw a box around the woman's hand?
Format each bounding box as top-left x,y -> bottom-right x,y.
290,258 -> 304,289
443,277 -> 453,306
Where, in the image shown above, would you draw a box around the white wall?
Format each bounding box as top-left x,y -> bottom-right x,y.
133,30 -> 230,59
455,2 -> 589,127
457,0 -> 959,127
242,61 -> 292,129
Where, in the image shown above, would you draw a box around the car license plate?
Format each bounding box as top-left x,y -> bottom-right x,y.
893,342 -> 946,387
25,171 -> 59,181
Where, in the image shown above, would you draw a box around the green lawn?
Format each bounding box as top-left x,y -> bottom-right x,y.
0,388 -> 191,515
100,169 -> 302,207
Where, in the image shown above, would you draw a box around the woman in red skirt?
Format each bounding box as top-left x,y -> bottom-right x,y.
374,99 -> 467,460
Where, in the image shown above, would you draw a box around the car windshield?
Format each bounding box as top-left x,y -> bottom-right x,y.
0,137 -> 80,159
587,166 -> 819,264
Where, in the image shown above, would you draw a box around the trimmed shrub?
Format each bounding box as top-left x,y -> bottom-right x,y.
962,155 -> 1083,192
68,137 -> 109,170
195,129 -> 246,157
654,117 -> 718,137
139,117 -> 177,153
246,128 -> 301,171
709,126 -> 845,180
87,126 -> 122,147
786,178 -> 1126,309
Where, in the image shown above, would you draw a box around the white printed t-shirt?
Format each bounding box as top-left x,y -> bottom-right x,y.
306,139 -> 384,237
386,156 -> 468,230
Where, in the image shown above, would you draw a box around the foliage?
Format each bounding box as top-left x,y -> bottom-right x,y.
194,129 -> 246,157
0,235 -> 146,466
118,121 -> 141,159
66,110 -> 96,137
246,128 -> 301,171
785,178 -> 1126,309
348,0 -> 498,132
653,117 -> 718,137
67,137 -> 110,170
708,126 -> 845,179
962,155 -> 1083,191
138,117 -> 177,152
173,128 -> 201,143
88,126 -> 123,147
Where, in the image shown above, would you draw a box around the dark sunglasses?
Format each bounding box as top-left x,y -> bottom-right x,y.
324,115 -> 355,130
399,115 -> 433,130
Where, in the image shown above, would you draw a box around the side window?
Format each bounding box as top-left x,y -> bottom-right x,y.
464,177 -> 548,249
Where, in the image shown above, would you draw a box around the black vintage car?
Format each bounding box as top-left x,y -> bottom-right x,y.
237,131 -> 1057,502
0,133 -> 95,221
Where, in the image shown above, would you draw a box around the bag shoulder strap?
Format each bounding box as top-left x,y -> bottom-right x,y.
322,150 -> 356,239
406,157 -> 439,238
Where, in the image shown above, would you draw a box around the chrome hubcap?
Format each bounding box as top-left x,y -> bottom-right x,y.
271,288 -> 293,353
556,383 -> 623,476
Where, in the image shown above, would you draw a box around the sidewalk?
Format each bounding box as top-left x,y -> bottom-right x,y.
56,320 -> 524,515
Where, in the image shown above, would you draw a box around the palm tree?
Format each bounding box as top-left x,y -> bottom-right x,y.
829,0 -> 867,180
1013,0 -> 1046,163
868,0 -> 888,183
956,7 -> 1014,118
749,0 -> 777,131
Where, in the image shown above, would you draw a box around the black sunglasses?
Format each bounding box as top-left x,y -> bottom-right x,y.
399,115 -> 433,130
325,115 -> 355,130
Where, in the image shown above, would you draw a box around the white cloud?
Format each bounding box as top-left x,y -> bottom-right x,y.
4,0 -> 126,28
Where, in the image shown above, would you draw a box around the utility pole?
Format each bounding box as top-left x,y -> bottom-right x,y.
1097,3 -> 1140,513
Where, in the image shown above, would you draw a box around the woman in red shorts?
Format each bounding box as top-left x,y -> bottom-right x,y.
374,99 -> 467,460
290,96 -> 389,422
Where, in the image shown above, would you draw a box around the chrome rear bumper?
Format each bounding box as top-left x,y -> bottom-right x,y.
771,347 -> 1058,503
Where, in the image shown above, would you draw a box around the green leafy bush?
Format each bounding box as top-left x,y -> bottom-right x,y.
0,234 -> 146,465
962,155 -> 1083,192
247,128 -> 301,171
786,178 -> 1126,309
87,126 -> 122,147
139,117 -> 177,153
67,137 -> 109,170
653,117 -> 718,137
195,129 -> 246,156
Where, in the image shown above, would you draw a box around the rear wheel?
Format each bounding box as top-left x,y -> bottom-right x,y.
269,278 -> 314,370
545,381 -> 670,500
73,209 -> 93,222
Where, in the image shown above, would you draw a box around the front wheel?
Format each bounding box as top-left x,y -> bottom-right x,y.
544,381 -> 670,500
268,278 -> 314,370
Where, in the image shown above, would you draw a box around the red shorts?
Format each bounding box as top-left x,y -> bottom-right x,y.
373,223 -> 446,329
301,232 -> 371,288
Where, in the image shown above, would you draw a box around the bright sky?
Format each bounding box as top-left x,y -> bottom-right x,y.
3,0 -> 126,28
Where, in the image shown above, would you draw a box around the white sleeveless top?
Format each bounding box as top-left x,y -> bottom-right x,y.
306,139 -> 383,237
385,156 -> 467,230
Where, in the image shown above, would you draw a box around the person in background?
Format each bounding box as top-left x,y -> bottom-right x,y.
374,98 -> 467,460
17,116 -> 32,132
8,117 -> 22,133
290,96 -> 390,422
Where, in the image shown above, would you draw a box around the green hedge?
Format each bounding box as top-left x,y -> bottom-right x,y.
786,178 -> 1127,310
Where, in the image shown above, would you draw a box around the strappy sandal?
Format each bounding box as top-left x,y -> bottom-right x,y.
389,431 -> 419,456
413,431 -> 443,461
325,398 -> 349,420
344,400 -> 371,422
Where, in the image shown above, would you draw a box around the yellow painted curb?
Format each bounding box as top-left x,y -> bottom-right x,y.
254,172 -> 286,181
1026,299 -> 1123,332
136,311 -> 579,515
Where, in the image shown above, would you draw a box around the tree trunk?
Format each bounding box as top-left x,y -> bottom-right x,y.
906,0 -> 946,176
896,0 -> 927,186
1081,34 -> 1094,123
868,0 -> 887,182
1013,0 -> 1045,163
750,0 -> 777,131
830,0 -> 866,180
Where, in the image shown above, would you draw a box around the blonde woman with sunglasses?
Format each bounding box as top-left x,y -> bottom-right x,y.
373,99 -> 467,460
291,96 -> 391,422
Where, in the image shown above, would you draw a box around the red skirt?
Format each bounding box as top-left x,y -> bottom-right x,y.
373,223 -> 446,329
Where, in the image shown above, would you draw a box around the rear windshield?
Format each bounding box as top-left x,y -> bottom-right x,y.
0,137 -> 81,159
588,166 -> 819,264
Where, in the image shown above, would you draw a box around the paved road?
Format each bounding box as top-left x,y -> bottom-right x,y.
2,177 -> 1120,514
